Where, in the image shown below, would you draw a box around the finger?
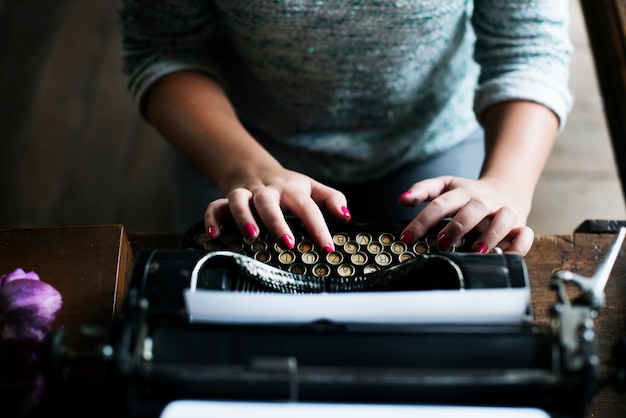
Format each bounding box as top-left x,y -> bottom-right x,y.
435,194 -> 492,250
399,187 -> 472,245
397,176 -> 454,207
283,191 -> 336,254
227,188 -> 261,241
311,182 -> 351,223
494,226 -> 534,256
470,206 -> 519,253
251,188 -> 298,251
204,198 -> 231,240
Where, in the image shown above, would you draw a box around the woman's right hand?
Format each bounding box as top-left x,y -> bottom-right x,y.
204,166 -> 352,253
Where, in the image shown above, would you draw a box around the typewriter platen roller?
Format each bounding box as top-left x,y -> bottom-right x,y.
43,221 -> 626,418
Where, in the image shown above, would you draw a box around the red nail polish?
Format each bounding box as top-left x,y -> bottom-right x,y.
322,245 -> 334,254
399,231 -> 413,244
341,206 -> 351,219
400,191 -> 412,199
243,223 -> 257,240
436,233 -> 452,249
278,234 -> 295,250
207,225 -> 217,239
473,242 -> 488,254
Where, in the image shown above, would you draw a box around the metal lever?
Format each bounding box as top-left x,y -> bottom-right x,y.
552,227 -> 626,309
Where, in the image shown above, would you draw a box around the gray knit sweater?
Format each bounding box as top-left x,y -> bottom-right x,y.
119,0 -> 572,183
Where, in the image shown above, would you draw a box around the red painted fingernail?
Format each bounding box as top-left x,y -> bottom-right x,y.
278,234 -> 295,250
473,242 -> 488,254
400,191 -> 412,199
243,223 -> 257,240
399,231 -> 413,244
207,225 -> 217,239
341,206 -> 351,219
436,233 -> 452,249
322,245 -> 334,254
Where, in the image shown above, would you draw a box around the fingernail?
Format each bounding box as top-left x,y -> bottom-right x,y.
399,231 -> 413,244
473,242 -> 488,254
400,191 -> 412,199
207,225 -> 217,239
278,234 -> 295,250
322,245 -> 334,255
341,206 -> 351,219
243,223 -> 257,240
436,233 -> 452,249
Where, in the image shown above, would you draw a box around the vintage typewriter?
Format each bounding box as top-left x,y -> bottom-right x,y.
43,218 -> 626,418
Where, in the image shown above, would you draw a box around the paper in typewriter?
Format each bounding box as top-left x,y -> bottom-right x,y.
161,401 -> 550,418
184,287 -> 531,325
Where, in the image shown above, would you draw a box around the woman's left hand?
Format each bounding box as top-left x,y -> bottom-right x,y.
397,175 -> 534,255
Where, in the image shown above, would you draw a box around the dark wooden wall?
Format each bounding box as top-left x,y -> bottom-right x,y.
0,0 -> 178,232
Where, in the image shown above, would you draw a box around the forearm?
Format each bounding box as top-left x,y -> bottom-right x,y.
143,70 -> 283,193
479,100 -> 559,221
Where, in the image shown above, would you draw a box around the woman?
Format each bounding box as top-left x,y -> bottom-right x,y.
118,1 -> 572,256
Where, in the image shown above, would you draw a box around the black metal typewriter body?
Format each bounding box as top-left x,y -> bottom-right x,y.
44,220 -> 626,418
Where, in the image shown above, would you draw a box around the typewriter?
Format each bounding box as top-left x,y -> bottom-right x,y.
43,218 -> 626,418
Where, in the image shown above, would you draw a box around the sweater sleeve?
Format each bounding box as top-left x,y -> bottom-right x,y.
472,0 -> 574,132
118,0 -> 223,116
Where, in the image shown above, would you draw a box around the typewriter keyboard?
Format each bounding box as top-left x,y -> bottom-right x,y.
181,218 -> 476,278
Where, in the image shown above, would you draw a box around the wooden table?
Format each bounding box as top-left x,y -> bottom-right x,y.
1,224 -> 625,417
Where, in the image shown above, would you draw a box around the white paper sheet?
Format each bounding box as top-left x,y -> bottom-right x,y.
184,287 -> 530,325
160,400 -> 550,418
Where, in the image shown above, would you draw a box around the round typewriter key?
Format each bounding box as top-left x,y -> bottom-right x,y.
254,250 -> 272,263
374,251 -> 392,266
312,263 -> 331,277
343,240 -> 360,254
249,240 -> 268,252
301,251 -> 319,265
333,232 -> 349,246
203,240 -> 221,251
325,251 -> 344,265
425,233 -> 438,246
363,264 -> 380,274
355,232 -> 372,246
413,242 -> 430,254
226,240 -> 244,252
399,252 -> 414,262
378,233 -> 395,246
297,239 -> 314,253
220,231 -> 237,245
278,250 -> 296,265
288,263 -> 307,275
350,251 -> 368,266
195,232 -> 210,246
337,263 -> 356,277
390,241 -> 407,254
366,241 -> 383,254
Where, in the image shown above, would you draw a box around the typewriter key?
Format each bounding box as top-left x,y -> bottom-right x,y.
399,252 -> 414,262
220,231 -> 238,245
355,232 -> 372,245
278,251 -> 296,265
343,240 -> 360,254
378,233 -> 395,246
350,251 -> 368,266
195,232 -> 210,246
203,240 -> 221,251
332,232 -> 349,246
226,240 -> 244,252
367,241 -> 383,255
363,264 -> 380,274
288,263 -> 307,275
301,251 -> 319,265
312,263 -> 331,277
390,241 -> 407,254
254,250 -> 272,263
374,251 -> 392,266
337,263 -> 356,277
325,251 -> 344,265
413,242 -> 430,254
297,239 -> 314,253
249,240 -> 268,252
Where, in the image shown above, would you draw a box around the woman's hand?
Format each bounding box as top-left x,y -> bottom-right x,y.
204,167 -> 351,252
397,175 -> 535,255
